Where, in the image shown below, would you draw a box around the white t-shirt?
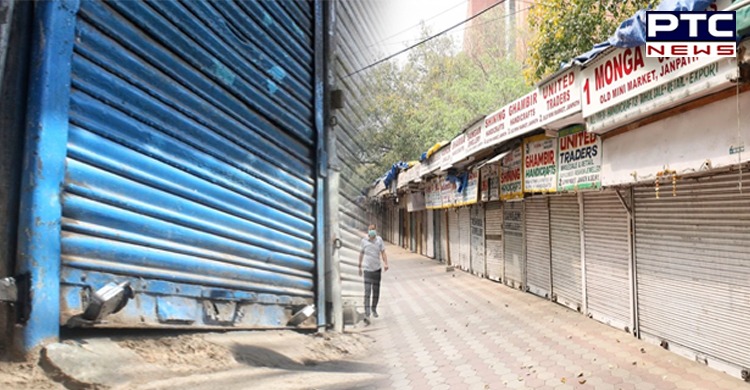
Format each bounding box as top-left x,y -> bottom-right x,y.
360,236 -> 385,272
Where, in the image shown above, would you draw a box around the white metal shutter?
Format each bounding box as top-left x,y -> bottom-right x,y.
439,209 -> 448,263
391,206 -> 401,245
426,210 -> 435,258
459,207 -> 471,272
448,209 -> 459,267
550,194 -> 582,311
634,172 -> 750,373
503,201 -> 525,289
485,202 -> 503,282
470,204 -> 486,278
583,191 -> 631,331
525,197 -> 551,299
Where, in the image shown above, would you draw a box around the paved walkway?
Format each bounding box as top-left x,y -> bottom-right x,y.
354,243 -> 747,390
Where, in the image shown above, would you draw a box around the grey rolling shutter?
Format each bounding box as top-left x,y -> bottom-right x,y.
634,172 -> 750,374
503,201 -> 525,289
426,210 -> 435,258
525,197 -> 551,299
459,207 -> 472,272
549,195 -> 582,311
439,210 -> 448,263
470,204 -> 486,278
485,202 -> 503,282
583,191 -> 631,331
448,209 -> 459,267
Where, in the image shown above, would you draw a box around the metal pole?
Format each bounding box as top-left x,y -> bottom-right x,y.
15,0 -> 79,355
617,187 -> 638,337
322,0 -> 343,334
547,197 -> 553,300
314,0 -> 328,331
629,187 -> 640,338
578,191 -> 588,315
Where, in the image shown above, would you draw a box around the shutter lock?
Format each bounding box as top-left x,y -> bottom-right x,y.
0,277 -> 17,303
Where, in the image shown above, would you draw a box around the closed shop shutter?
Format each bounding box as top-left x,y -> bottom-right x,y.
427,210 -> 435,258
421,210 -> 432,256
448,209 -> 459,267
550,195 -> 582,311
395,207 -> 399,243
503,201 -> 525,289
439,209 -> 448,263
412,211 -> 419,253
59,0 -> 319,328
634,172 -> 750,374
525,197 -> 551,299
470,204 -> 486,277
583,191 -> 631,331
459,207 -> 471,272
485,202 -> 503,282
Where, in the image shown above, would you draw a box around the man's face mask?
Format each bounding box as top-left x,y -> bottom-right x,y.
368,230 -> 377,238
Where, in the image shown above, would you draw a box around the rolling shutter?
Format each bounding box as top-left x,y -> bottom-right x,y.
634,172 -> 750,373
485,202 -> 503,282
503,201 -> 525,289
61,0 -> 318,327
470,204 -> 485,278
525,197 -> 551,299
448,209 -> 459,267
439,209 -> 448,263
583,191 -> 631,331
458,207 -> 471,272
549,195 -> 582,311
426,210 -> 435,258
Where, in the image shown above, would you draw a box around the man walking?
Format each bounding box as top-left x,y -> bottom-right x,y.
358,224 -> 389,325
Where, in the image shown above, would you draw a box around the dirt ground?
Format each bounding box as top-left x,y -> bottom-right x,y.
0,360 -> 64,390
115,334 -> 236,373
0,330 -> 374,389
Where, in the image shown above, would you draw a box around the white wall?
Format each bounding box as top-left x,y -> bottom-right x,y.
601,91 -> 750,186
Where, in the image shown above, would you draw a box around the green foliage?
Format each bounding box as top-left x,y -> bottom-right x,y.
525,0 -> 653,84
358,25 -> 530,183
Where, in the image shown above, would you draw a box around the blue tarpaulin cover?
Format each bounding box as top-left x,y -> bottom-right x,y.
446,171 -> 469,193
383,161 -> 410,189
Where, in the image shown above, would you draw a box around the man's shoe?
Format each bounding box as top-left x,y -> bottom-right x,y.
363,317 -> 371,326
372,310 -> 379,318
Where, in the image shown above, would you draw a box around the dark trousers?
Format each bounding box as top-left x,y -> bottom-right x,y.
363,269 -> 382,317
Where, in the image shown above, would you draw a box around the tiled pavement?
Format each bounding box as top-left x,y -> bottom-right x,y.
353,243 -> 747,390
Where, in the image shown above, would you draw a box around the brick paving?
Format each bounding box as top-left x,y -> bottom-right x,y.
353,243 -> 747,390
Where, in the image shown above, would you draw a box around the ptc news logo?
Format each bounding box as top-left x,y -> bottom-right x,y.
646,11 -> 736,57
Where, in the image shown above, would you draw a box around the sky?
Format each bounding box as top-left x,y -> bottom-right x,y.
375,0 -> 469,59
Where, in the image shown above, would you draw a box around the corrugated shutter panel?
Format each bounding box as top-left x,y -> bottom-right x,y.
427,210 -> 435,258
550,195 -> 582,311
634,172 -> 750,371
525,197 -> 551,298
459,207 -> 471,272
421,210 -> 428,256
61,0 -> 317,327
439,210 -> 448,263
470,204 -> 485,278
485,202 -> 503,282
583,191 -> 631,331
448,209 -> 459,267
412,211 -> 418,253
503,201 -> 525,289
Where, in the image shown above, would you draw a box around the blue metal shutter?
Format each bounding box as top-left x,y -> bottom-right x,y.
60,0 -> 318,327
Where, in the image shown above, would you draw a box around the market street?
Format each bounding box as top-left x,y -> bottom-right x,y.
355,243 -> 747,390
